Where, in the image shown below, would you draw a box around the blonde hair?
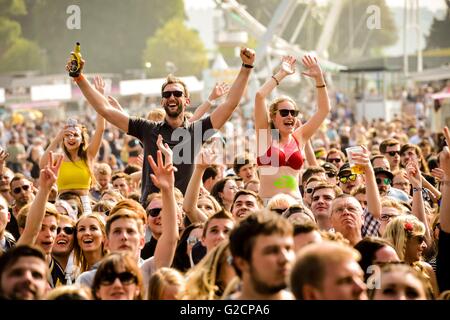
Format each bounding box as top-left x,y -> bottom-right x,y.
46,285 -> 92,300
147,108 -> 166,121
73,213 -> 107,273
383,215 -> 426,261
183,240 -> 236,300
267,194 -> 298,211
147,267 -> 185,300
268,96 -> 298,129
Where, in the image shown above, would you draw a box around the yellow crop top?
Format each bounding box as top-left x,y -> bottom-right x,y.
56,160 -> 91,191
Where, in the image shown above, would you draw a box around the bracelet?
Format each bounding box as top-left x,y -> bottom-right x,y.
73,74 -> 85,83
242,63 -> 254,69
412,187 -> 423,193
272,76 -> 280,86
316,84 -> 326,88
206,99 -> 214,105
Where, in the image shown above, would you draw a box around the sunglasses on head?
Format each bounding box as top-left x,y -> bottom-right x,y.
57,226 -> 75,235
380,213 -> 397,221
278,109 -> 299,117
100,271 -> 137,286
387,151 -> 400,157
147,208 -> 162,218
376,178 -> 392,185
162,90 -> 183,99
271,208 -> 287,215
13,185 -> 30,194
339,174 -> 357,184
326,172 -> 336,178
305,187 -> 314,194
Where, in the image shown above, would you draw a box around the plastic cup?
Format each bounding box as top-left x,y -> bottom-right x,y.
346,146 -> 365,175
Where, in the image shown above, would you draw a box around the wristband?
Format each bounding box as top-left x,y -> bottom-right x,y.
242,63 -> 254,69
412,187 -> 422,193
73,74 -> 85,83
272,76 -> 280,86
316,84 -> 326,88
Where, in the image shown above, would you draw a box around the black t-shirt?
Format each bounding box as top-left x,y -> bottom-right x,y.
437,229 -> 450,292
6,208 -> 20,241
127,116 -> 215,203
141,236 -> 158,260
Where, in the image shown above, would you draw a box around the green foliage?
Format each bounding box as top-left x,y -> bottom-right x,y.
0,37 -> 46,72
142,18 -> 208,77
425,7 -> 450,50
0,0 -> 27,17
19,0 -> 185,74
0,17 -> 21,52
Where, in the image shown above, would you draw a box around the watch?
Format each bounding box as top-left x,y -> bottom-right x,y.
412,187 -> 422,193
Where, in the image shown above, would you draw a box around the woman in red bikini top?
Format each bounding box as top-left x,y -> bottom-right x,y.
254,55 -> 331,202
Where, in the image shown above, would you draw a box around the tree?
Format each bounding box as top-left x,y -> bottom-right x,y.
425,2 -> 450,50
20,0 -> 185,74
142,18 -> 208,77
0,0 -> 46,73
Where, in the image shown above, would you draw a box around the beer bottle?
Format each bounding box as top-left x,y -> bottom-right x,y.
69,42 -> 82,77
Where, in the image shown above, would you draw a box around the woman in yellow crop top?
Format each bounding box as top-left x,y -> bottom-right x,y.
40,115 -> 105,213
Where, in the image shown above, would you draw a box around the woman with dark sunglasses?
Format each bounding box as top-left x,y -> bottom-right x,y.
92,252 -> 144,300
254,55 -> 330,203
52,215 -> 77,285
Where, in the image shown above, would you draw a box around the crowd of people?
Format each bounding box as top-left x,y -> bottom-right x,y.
1,46 -> 450,301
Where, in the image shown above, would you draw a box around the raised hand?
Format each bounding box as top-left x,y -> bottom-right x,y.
301,54 -> 323,81
439,126 -> 450,177
195,147 -> 218,169
65,58 -> 85,76
148,150 -> 175,191
156,134 -> 175,169
94,75 -> 105,95
240,47 -> 255,66
107,96 -> 124,112
280,56 -> 296,75
349,145 -> 371,170
0,147 -> 9,166
406,159 -> 422,188
431,167 -> 444,182
39,151 -> 63,190
209,82 -> 230,101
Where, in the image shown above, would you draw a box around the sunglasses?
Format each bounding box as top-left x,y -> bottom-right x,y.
376,178 -> 392,185
13,185 -> 31,194
271,208 -> 287,215
278,109 -> 299,117
339,174 -> 357,184
387,151 -> 400,157
147,208 -> 162,218
100,271 -> 137,286
305,187 -> 314,194
328,158 -> 341,164
162,90 -> 183,99
326,172 -> 336,178
57,226 -> 75,235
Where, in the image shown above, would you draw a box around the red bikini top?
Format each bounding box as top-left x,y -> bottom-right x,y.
257,136 -> 304,170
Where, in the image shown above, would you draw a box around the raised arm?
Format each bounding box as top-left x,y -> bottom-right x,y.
65,60 -> 129,132
440,128 -> 450,233
304,139 -> 319,167
407,160 -> 431,242
255,55 -> 296,132
39,128 -> 64,169
18,152 -> 62,245
87,114 -> 106,161
0,147 -> 9,173
148,148 -> 178,269
293,55 -> 330,143
190,82 -> 230,123
183,148 -> 216,223
352,146 -> 381,219
210,48 -> 255,130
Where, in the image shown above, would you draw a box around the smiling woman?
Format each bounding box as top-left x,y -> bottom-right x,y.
254,55 -> 330,203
